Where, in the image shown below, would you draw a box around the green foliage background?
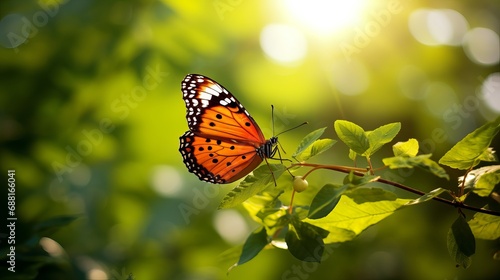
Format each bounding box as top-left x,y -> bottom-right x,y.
0,0 -> 498,279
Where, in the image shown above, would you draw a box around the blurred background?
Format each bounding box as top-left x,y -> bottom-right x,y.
0,0 -> 499,279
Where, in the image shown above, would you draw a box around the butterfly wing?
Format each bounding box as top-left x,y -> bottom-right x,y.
181,74 -> 266,145
179,74 -> 270,183
179,131 -> 263,183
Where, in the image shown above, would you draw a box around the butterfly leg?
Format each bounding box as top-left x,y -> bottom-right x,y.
266,147 -> 295,183
263,156 -> 278,186
273,147 -> 295,179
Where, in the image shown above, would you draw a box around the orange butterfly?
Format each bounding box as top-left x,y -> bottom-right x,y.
179,74 -> 278,183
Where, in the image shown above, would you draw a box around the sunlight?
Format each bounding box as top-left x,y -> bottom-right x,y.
281,0 -> 368,34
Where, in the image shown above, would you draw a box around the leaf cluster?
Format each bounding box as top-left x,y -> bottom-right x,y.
219,117 -> 500,272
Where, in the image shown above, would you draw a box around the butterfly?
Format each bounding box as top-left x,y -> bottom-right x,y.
179,74 -> 278,184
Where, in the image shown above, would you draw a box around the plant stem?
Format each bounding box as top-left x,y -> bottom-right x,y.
289,189 -> 296,215
291,163 -> 500,217
459,166 -> 473,197
366,156 -> 375,175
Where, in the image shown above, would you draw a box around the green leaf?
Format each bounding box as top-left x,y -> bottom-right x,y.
308,184 -> 348,219
468,212 -> 500,240
413,156 -> 449,179
392,138 -> 419,157
383,154 -> 449,179
258,208 -> 289,230
242,193 -> 282,224
315,226 -> 357,243
343,173 -> 380,187
475,172 -> 500,197
286,220 -> 329,262
364,122 -> 401,156
308,176 -> 380,219
439,116 -> 500,170
34,215 -> 81,235
405,187 -> 450,206
295,139 -> 336,161
219,164 -> 286,209
447,230 -> 472,268
334,120 -> 370,155
345,187 -> 397,204
293,127 -> 326,157
447,215 -> 476,268
306,191 -> 411,244
230,227 -> 268,271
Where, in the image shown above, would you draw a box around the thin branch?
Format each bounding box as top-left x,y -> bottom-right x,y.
375,176 -> 499,216
290,163 -> 500,217
366,156 -> 375,175
289,189 -> 296,215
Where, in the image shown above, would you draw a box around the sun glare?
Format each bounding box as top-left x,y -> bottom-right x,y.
281,0 -> 368,34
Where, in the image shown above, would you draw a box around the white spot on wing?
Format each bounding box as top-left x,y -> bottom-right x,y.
198,91 -> 212,100
203,85 -> 221,96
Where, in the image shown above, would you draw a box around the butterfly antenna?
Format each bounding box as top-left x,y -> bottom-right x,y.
271,105 -> 276,136
276,121 -> 309,137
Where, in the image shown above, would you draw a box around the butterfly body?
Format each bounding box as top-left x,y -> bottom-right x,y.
179,74 -> 278,184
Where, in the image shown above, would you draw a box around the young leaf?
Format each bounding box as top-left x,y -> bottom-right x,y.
459,166 -> 492,189
447,215 -> 475,268
468,212 -> 500,240
334,120 -> 370,155
392,138 -> 419,157
458,165 -> 500,197
383,154 -> 449,179
479,147 -> 498,162
231,227 -> 268,270
364,122 -> 401,156
219,164 -> 286,209
293,127 -> 326,158
308,184 -> 348,219
348,149 -> 357,161
295,139 -> 336,161
405,187 -> 450,206
439,116 -> 500,170
286,220 -> 329,262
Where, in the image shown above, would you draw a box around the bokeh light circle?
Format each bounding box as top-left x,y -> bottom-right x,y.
260,23 -> 307,64
463,27 -> 500,65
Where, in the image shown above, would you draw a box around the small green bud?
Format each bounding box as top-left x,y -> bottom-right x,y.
293,176 -> 309,192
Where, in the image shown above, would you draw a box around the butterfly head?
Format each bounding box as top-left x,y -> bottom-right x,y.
257,136 -> 279,159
